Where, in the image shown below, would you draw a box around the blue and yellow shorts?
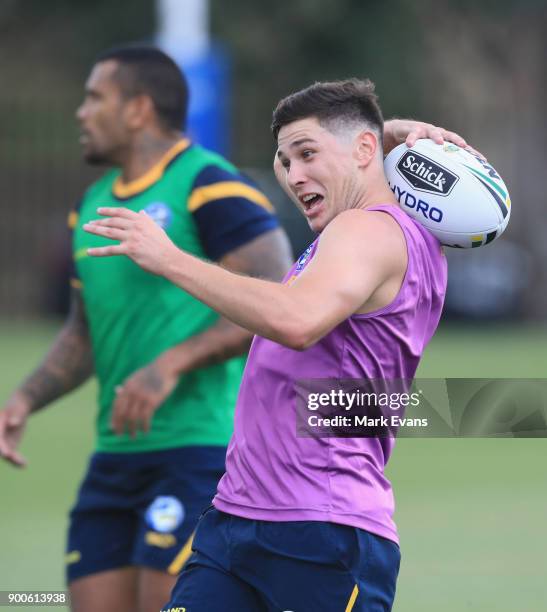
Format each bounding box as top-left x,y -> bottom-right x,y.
162,506 -> 401,611
65,446 -> 226,583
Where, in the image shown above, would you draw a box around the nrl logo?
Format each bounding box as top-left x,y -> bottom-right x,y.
396,151 -> 459,196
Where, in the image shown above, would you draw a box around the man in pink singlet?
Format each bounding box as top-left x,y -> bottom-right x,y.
83,79 -> 465,611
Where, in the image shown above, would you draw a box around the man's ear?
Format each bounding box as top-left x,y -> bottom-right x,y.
124,94 -> 155,131
273,154 -> 284,183
354,130 -> 379,167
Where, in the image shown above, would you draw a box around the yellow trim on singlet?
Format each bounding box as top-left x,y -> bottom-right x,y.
67,210 -> 79,229
167,532 -> 194,575
187,181 -> 274,213
112,138 -> 191,199
345,584 -> 359,612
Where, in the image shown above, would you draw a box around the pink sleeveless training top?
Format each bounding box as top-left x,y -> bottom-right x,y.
214,204 -> 447,543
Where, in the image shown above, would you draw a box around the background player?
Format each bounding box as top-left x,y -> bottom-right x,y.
0,46 -> 293,612
82,79 -> 462,611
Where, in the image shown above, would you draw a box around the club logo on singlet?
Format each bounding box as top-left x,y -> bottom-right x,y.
145,496 -> 184,533
396,151 -> 459,196
143,202 -> 173,229
295,244 -> 314,272
286,244 -> 316,286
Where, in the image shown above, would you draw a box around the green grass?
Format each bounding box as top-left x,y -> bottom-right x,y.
1,320 -> 546,611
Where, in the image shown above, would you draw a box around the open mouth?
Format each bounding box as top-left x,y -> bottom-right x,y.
300,193 -> 324,212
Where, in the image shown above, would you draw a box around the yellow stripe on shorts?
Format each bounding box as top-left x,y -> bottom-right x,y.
345,584 -> 359,612
167,532 -> 194,575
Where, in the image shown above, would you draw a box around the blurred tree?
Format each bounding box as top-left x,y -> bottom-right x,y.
211,0 -> 426,165
415,0 -> 547,316
0,0 -> 155,67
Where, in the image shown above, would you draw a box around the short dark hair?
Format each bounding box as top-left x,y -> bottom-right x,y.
271,78 -> 383,144
95,45 -> 188,131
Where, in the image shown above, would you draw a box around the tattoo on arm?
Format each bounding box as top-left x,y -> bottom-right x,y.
20,288 -> 94,412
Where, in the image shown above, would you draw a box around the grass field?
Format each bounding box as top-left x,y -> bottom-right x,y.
1,320 -> 546,611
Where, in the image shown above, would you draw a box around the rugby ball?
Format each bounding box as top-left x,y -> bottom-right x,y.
384,139 -> 511,248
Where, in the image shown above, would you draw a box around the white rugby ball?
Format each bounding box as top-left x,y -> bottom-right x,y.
384,139 -> 511,248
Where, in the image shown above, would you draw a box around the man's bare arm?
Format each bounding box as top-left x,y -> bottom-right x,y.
161,211 -> 404,350
16,287 -> 93,412
85,208 -> 405,351
0,287 -> 93,466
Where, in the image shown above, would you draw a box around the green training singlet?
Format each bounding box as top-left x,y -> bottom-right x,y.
71,139 -> 276,452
